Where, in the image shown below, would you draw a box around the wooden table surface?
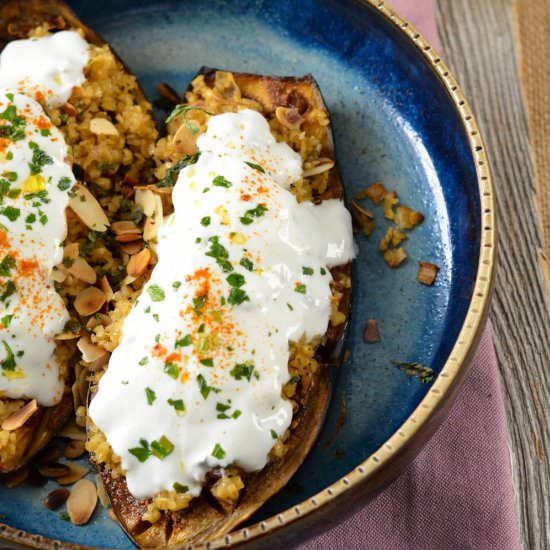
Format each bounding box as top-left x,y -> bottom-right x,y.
436,1 -> 550,549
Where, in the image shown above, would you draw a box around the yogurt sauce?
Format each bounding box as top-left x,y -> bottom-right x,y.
89,109 -> 355,499
0,32 -> 90,406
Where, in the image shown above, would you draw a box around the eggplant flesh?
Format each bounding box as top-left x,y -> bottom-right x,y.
95,70 -> 352,548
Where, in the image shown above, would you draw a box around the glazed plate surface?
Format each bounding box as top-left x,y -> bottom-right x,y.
0,1 -> 493,548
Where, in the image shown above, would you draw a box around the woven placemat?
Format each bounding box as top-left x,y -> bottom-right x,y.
513,0 -> 550,287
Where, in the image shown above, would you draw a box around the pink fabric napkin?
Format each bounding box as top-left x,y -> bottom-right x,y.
299,3 -> 521,549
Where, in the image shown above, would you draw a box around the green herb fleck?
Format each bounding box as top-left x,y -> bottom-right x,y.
164,362 -> 180,379
0,255 -> 15,277
212,175 -> 232,188
157,153 -> 201,188
147,284 -> 165,302
129,439 -> 151,462
240,204 -> 268,225
227,287 -> 249,306
175,334 -> 192,348
200,358 -> 214,367
57,177 -> 72,191
244,161 -> 266,173
167,398 -> 185,413
197,373 -> 220,400
320,267 -> 327,275
172,281 -> 182,290
239,257 -> 254,271
226,273 -> 245,288
192,294 -> 207,316
302,266 -> 314,276
270,429 -> 278,440
200,216 -> 211,227
230,363 -> 255,382
173,482 -> 189,494
138,356 -> 149,366
165,104 -> 213,131
0,206 -> 20,221
28,142 -> 53,175
205,236 -> 233,272
1,314 -> 13,328
150,435 -> 174,459
145,387 -> 156,405
1,340 -> 16,371
294,284 -> 307,294
211,443 -> 226,460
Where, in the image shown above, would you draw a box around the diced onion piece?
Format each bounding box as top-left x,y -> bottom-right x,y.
69,184 -> 110,232
383,247 -> 407,268
416,261 -> 439,286
383,191 -> 399,220
364,182 -> 388,204
395,205 -> 424,229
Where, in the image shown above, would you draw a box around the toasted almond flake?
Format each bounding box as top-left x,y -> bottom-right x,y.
395,205 -> 424,229
69,184 -> 110,232
120,275 -> 137,287
302,158 -> 334,178
417,261 -> 439,286
383,191 -> 399,220
120,241 -> 143,255
143,194 -> 163,242
77,336 -> 107,363
44,488 -> 70,510
351,200 -> 375,236
38,463 -> 71,479
74,287 -> 106,317
67,479 -> 97,525
135,189 -> 156,216
363,319 -> 381,343
96,475 -> 109,507
172,123 -> 198,155
383,247 -> 407,268
115,232 -> 142,243
59,419 -> 86,441
127,248 -> 151,278
90,117 -> 119,136
275,106 -> 304,130
67,257 -> 97,284
64,440 -> 86,460
99,276 -> 114,303
63,243 -> 79,259
62,102 -> 77,116
391,228 -> 407,247
57,462 -> 89,485
4,467 -> 29,488
111,220 -> 140,235
1,399 -> 38,431
365,182 -> 388,204
51,266 -> 67,283
55,331 -> 80,340
135,184 -> 172,195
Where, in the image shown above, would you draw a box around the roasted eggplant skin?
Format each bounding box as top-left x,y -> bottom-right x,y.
94,69 -> 352,548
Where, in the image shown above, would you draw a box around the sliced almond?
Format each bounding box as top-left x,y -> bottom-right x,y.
44,488 -> 70,510
120,275 -> 137,287
302,157 -> 334,178
115,232 -> 142,243
120,241 -> 143,255
55,331 -> 81,340
351,200 -> 375,236
365,182 -> 388,204
275,106 -> 304,130
172,123 -> 198,155
90,118 -> 119,136
51,266 -> 67,283
99,276 -> 114,302
383,247 -> 407,268
135,189 -> 156,217
143,194 -> 163,243
127,248 -> 151,278
69,184 -> 110,232
67,479 -> 97,525
135,184 -> 172,195
383,191 -> 399,220
57,462 -> 89,485
38,463 -> 71,479
59,419 -> 86,441
74,287 -> 106,317
96,475 -> 109,507
63,243 -> 79,259
77,336 -> 107,363
395,205 -> 424,229
67,257 -> 97,284
1,399 -> 38,431
111,220 -> 140,235
64,440 -> 86,460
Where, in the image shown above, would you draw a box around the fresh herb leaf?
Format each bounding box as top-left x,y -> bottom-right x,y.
145,387 -> 156,405
212,175 -> 232,188
302,266 -> 314,275
227,287 -> 249,305
28,142 -> 53,175
244,161 -> 265,173
240,204 -> 268,225
167,398 -> 185,413
0,280 -> 16,302
1,314 -> 13,328
175,334 -> 192,348
239,257 -> 254,271
57,176 -> 72,191
150,435 -> 174,458
138,356 -> 149,366
200,358 -> 214,367
0,254 -> 15,277
0,206 -> 20,221
211,443 -> 226,460
172,281 -> 182,290
200,216 -> 211,227
165,104 -> 214,130
129,439 -> 151,462
294,284 -> 307,294
173,482 -> 189,493
270,429 -> 278,440
226,273 -> 245,288
230,363 -> 255,382
164,362 -> 180,379
205,236 -> 233,273
147,284 -> 165,302
1,340 -> 16,371
197,373 -> 220,399
192,294 -> 207,316
157,153 -> 201,188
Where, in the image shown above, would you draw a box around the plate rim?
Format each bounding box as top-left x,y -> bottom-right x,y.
0,0 -> 496,548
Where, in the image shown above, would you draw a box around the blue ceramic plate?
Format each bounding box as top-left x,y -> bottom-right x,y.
0,1 -> 495,548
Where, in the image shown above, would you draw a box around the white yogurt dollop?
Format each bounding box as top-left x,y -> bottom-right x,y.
0,31 -> 89,107
89,109 -> 355,499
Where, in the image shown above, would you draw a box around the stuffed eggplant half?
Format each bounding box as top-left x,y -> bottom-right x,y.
86,69 -> 354,547
0,0 -> 157,472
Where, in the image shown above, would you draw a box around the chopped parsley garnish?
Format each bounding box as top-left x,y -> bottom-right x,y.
168,398 -> 185,413
57,177 -> 72,191
302,266 -> 314,276
147,284 -> 165,302
5,93 -> 13,102
227,287 -> 249,305
197,373 -> 220,399
294,284 -> 307,294
270,429 -> 278,440
1,340 -> 16,371
28,142 -> 53,175
152,313 -> 160,322
192,294 -> 207,316
320,267 -> 327,275
172,281 -> 182,290
138,356 -> 149,366
0,280 -> 16,302
287,303 -> 294,311
244,161 -> 265,173
200,358 -> 214,367
0,206 -> 20,221
212,175 -> 232,188
129,439 -> 151,462
157,152 -> 201,188
145,387 -> 156,405
164,362 -> 180,379
289,375 -> 300,384
205,236 -> 233,272
211,443 -> 226,460
0,104 -> 26,141
1,314 -> 13,328
200,216 -> 211,227
150,435 -> 174,459
240,204 -> 268,225
0,254 -> 16,277
230,363 -> 256,382
175,334 -> 192,348
226,273 -> 245,288
239,257 -> 254,271
393,361 -> 435,383
216,402 -> 242,420
173,482 -> 189,494
40,128 -> 51,137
